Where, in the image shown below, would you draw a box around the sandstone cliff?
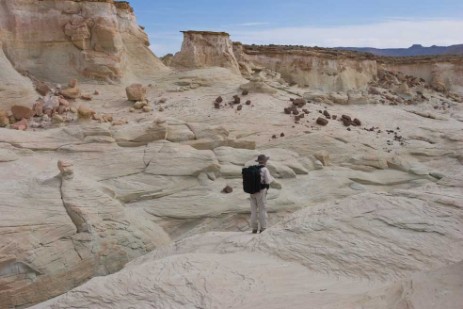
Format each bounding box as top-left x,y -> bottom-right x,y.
234,43 -> 378,92
0,0 -> 167,83
166,32 -> 463,96
381,56 -> 463,95
171,31 -> 240,74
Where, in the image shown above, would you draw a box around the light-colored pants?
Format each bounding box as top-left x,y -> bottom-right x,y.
250,189 -> 268,230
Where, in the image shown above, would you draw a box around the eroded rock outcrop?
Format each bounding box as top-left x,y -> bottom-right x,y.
0,0 -> 167,83
234,43 -> 378,92
171,31 -> 240,74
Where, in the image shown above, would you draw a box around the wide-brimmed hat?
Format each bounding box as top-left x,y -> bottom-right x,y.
255,154 -> 270,163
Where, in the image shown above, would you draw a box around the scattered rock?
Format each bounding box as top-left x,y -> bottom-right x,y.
134,100 -> 148,110
341,115 -> 352,126
0,109 -> 9,127
221,185 -> 233,194
353,118 -> 361,126
32,98 -> 45,117
272,134 -> 277,139
215,96 -> 223,104
60,79 -> 81,99
52,114 -> 65,123
11,105 -> 33,121
292,98 -> 306,107
323,110 -> 331,118
237,105 -> 242,111
77,105 -> 96,119
143,105 -> 153,113
245,100 -> 251,105
316,117 -> 328,126
280,133 -> 285,137
242,90 -> 249,96
80,95 -> 92,101
94,90 -> 99,95
11,118 -> 28,130
233,95 -> 241,104
35,81 -> 51,96
112,119 -> 128,126
126,83 -> 147,101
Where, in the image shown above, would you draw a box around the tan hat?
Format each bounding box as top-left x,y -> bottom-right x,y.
255,154 -> 270,163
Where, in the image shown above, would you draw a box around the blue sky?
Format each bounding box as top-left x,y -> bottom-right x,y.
129,0 -> 463,56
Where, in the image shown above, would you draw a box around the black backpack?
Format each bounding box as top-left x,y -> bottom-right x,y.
242,165 -> 264,194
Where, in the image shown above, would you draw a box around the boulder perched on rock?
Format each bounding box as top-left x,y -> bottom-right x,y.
126,84 -> 147,101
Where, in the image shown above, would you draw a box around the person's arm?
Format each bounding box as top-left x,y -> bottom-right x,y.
262,167 -> 274,186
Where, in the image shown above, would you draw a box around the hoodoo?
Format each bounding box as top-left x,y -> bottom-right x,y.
171,31 -> 241,74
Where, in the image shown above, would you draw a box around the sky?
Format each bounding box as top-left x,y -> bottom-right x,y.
128,0 -> 463,56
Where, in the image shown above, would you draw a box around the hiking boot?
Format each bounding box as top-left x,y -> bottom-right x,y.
259,228 -> 266,233
252,229 -> 258,234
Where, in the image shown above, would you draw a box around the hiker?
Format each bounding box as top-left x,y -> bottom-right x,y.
245,154 -> 274,234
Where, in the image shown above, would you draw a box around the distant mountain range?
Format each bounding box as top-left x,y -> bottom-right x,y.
338,44 -> 463,57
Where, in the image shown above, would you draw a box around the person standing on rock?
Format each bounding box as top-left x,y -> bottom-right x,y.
244,154 -> 274,234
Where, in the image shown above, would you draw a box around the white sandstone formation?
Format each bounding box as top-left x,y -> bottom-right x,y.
171,31 -> 241,74
0,2 -> 463,309
33,174 -> 463,309
0,0 -> 167,83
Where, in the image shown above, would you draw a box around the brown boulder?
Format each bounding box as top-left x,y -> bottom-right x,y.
292,98 -> 306,107
215,96 -> 223,104
221,185 -> 233,194
78,105 -> 96,119
35,81 -> 51,96
0,109 -> 10,127
11,105 -> 33,121
341,115 -> 352,126
316,117 -> 328,126
126,83 -> 147,101
353,118 -> 362,126
245,100 -> 251,105
233,95 -> 241,104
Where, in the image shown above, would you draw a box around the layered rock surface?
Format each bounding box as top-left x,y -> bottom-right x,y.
0,0 -> 167,83
33,174 -> 463,309
0,5 -> 462,309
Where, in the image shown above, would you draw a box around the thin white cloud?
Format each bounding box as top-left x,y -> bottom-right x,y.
237,22 -> 270,27
230,19 -> 463,48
